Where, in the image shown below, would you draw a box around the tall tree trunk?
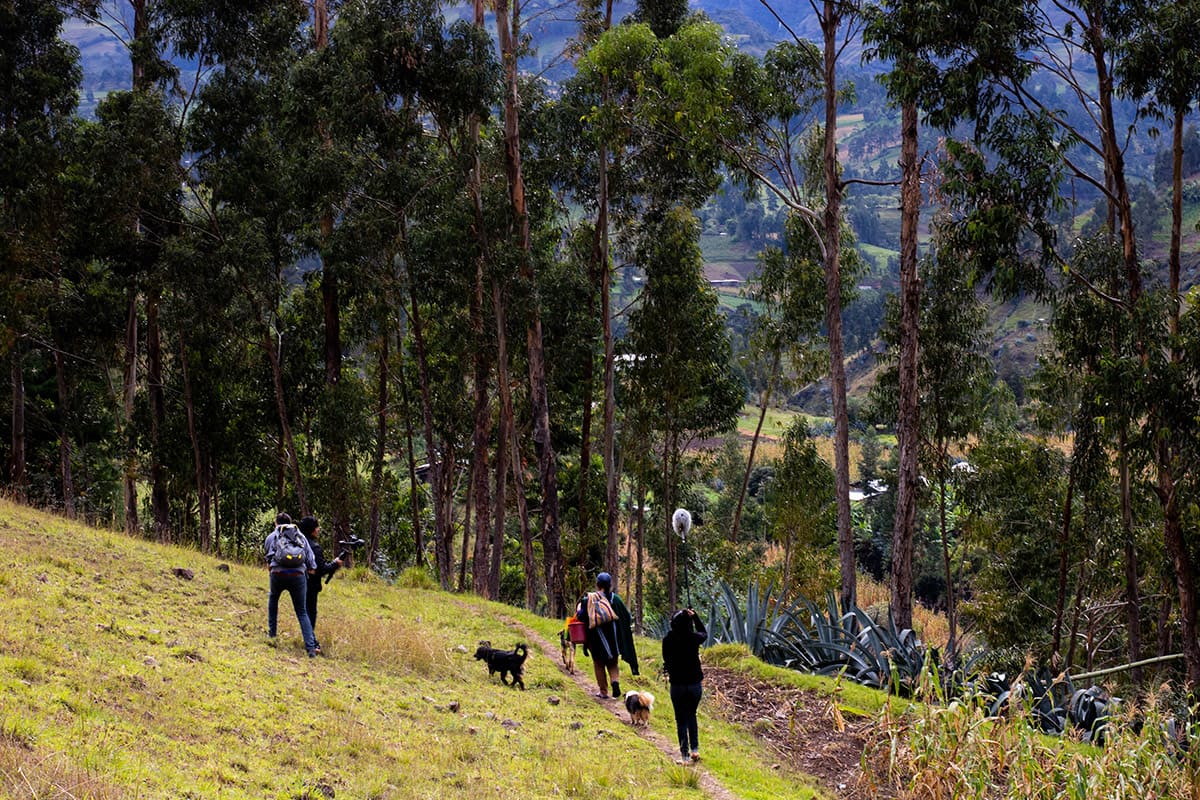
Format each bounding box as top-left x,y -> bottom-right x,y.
468,0 -> 493,597
122,289 -> 139,534
460,482 -> 472,592
310,0 -> 350,543
180,337 -> 211,552
578,343 -> 595,543
1162,108 -> 1199,688
495,0 -> 564,615
490,277 -> 513,600
595,171 -> 622,578
395,319 -> 424,567
411,296 -> 449,587
599,0 -> 620,592
9,346 -> 27,503
891,96 -> 921,629
147,289 -> 169,542
1119,432 -> 1144,686
1169,109 -> 1183,338
1160,444 -> 1200,687
53,346 -> 75,518
1051,452 -> 1077,662
1086,13 -> 1139,299
368,331 -> 389,569
512,435 -> 536,610
939,451 -> 957,661
123,0 -> 149,532
635,475 -> 645,630
400,216 -> 449,585
822,0 -> 855,614
732,349 -> 778,543
262,320 -> 308,515
470,349 -> 493,595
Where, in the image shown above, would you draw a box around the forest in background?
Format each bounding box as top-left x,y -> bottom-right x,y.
7,0 -> 1200,706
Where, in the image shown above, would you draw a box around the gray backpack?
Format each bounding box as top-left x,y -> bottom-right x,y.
269,525 -> 307,569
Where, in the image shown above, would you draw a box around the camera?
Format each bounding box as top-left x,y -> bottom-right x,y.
336,534 -> 366,561
326,534 -> 366,582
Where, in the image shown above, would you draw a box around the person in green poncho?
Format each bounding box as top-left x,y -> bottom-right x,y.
576,571 -> 639,699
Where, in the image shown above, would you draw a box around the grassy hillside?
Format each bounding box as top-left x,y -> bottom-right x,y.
0,500 -> 842,800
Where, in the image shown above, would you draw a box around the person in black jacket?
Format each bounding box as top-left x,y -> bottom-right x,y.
298,515 -> 341,655
661,607 -> 707,763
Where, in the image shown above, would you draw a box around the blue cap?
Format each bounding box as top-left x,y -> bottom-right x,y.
596,572 -> 612,588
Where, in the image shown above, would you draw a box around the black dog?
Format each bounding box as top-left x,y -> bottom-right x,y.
473,642 -> 529,690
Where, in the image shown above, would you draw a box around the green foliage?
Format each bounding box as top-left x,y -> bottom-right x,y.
705,580 -> 927,693
957,433 -> 1068,657
622,207 -> 744,440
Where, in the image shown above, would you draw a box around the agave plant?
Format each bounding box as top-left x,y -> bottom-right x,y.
981,667 -> 1073,735
705,583 -> 930,694
1069,685 -> 1117,745
704,580 -> 802,664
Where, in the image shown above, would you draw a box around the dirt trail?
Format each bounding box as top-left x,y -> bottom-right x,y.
503,616 -> 741,800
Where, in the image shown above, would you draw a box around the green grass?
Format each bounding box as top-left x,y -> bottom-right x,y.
716,289 -> 763,314
0,499 -> 835,799
736,404 -> 832,440
855,242 -> 898,274
699,232 -> 756,265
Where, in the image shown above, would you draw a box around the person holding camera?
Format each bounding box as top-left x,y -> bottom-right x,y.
662,607 -> 708,764
298,515 -> 341,655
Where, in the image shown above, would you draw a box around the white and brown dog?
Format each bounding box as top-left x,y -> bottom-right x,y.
623,690 -> 655,727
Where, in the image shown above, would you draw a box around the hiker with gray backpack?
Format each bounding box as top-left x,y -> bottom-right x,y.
264,512 -> 319,657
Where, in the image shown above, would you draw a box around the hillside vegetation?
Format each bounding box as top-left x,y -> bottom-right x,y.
0,500 -> 840,800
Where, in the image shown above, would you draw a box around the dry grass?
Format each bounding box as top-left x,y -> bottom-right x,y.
856,574 -> 950,650
862,685 -> 1200,800
322,611 -> 445,676
0,740 -> 123,800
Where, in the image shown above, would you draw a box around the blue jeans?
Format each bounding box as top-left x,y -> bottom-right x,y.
268,571 -> 316,652
670,682 -> 703,757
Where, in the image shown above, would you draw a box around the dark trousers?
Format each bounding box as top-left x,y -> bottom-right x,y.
268,571 -> 316,652
306,585 -> 321,639
670,682 -> 703,758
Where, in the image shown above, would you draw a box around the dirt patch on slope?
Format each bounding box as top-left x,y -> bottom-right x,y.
703,665 -> 889,799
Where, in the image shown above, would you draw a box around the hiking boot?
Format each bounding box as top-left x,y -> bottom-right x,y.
611,681 -> 621,698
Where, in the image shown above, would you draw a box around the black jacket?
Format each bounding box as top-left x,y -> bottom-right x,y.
661,612 -> 707,685
306,538 -> 340,594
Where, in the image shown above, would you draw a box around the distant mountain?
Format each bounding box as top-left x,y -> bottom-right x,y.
64,1 -> 851,110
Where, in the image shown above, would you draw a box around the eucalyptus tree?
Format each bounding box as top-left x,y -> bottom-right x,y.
185,2 -> 315,522
562,0 -> 621,580
863,0 -> 1039,630
1027,234 -> 1142,672
870,232 -> 993,661
718,3 -> 863,612
908,0 -> 1200,685
621,207 -> 743,610
1117,0 -> 1200,687
562,12 -> 739,606
734,209 -> 854,545
0,0 -> 81,505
